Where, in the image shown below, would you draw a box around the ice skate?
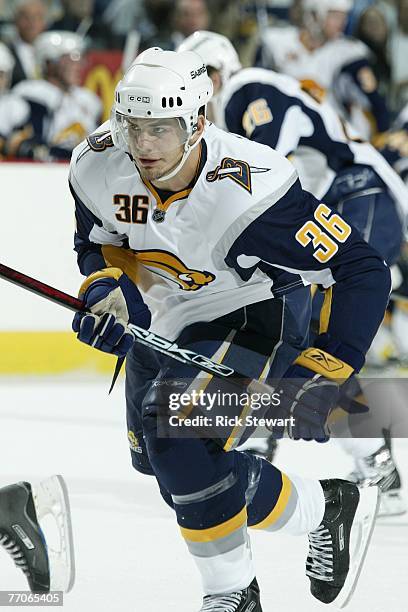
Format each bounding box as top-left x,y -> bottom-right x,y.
0,475 -> 75,592
348,445 -> 407,517
199,577 -> 262,611
306,479 -> 379,608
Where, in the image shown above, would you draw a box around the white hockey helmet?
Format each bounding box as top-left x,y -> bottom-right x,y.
34,31 -> 84,68
177,31 -> 242,86
111,47 -> 213,181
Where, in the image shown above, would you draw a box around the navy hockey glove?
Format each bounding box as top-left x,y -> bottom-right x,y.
72,267 -> 151,357
271,348 -> 366,442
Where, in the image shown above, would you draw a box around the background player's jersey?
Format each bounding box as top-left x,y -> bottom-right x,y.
11,79 -> 102,160
256,26 -> 310,76
256,27 -> 390,140
0,93 -> 29,157
70,121 -> 389,368
377,103 -> 408,185
220,68 -> 408,223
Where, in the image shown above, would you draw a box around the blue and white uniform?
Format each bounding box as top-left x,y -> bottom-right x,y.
220,67 -> 406,265
70,120 -> 390,594
11,79 -> 102,160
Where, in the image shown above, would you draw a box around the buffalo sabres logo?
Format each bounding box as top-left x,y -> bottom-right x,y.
87,130 -> 114,152
134,249 -> 216,291
206,157 -> 270,194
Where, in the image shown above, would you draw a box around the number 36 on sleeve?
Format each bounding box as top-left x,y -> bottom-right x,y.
295,203 -> 352,264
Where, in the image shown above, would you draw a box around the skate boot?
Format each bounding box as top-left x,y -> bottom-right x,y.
348,445 -> 407,517
199,577 -> 262,611
306,479 -> 379,608
0,476 -> 75,592
0,481 -> 49,591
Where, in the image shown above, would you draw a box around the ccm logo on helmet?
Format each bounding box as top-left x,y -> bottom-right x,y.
190,64 -> 207,79
128,95 -> 151,103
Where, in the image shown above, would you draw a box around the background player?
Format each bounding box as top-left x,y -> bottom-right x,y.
0,41 -> 30,158
10,30 -> 102,160
255,0 -> 390,142
178,30 -> 407,517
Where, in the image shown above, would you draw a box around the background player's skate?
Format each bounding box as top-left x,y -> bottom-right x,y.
0,475 -> 75,592
347,439 -> 407,518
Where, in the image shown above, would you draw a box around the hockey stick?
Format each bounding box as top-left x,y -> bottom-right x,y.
0,262 -> 260,384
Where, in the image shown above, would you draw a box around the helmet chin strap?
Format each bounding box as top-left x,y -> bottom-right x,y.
155,130 -> 203,182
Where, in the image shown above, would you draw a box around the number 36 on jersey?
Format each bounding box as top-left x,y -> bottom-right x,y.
295,203 -> 352,264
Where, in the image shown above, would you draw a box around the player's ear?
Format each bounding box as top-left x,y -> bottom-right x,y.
190,115 -> 205,144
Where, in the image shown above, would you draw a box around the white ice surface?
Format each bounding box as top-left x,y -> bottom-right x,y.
0,380 -> 407,612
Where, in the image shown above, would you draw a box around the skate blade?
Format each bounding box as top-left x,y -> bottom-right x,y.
334,486 -> 380,609
32,475 -> 75,592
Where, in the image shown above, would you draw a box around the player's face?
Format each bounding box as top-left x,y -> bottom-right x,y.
0,71 -> 9,94
126,117 -> 189,181
323,10 -> 348,39
58,54 -> 82,88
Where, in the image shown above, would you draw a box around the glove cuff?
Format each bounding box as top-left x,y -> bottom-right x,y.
79,267 -> 123,296
294,348 -> 354,380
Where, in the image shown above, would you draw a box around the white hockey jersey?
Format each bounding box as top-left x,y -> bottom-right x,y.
0,92 -> 30,156
12,79 -> 102,157
69,120 -> 390,362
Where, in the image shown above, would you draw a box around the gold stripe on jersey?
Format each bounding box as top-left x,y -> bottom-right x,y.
101,245 -> 141,286
176,333 -> 235,421
180,506 -> 247,543
319,287 -> 333,334
145,179 -> 192,213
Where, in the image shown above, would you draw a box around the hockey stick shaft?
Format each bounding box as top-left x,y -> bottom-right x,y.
0,262 -> 263,385
0,263 -> 84,312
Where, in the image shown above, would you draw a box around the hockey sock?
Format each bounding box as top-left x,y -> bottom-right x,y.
247,457 -> 325,535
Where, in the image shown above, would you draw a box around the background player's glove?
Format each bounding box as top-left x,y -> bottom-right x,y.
72,267 -> 151,356
270,348 -> 367,442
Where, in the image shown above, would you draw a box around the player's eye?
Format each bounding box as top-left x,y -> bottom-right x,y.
152,126 -> 169,135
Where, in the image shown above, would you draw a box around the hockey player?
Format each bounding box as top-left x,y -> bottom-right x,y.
70,48 -> 386,610
0,475 -> 75,592
10,31 -> 102,161
178,30 -> 407,517
0,42 -> 30,158
256,0 -> 391,141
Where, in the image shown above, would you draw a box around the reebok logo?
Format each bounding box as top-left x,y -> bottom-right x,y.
12,524 -> 34,550
339,523 -> 345,551
245,602 -> 257,612
306,349 -> 344,372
